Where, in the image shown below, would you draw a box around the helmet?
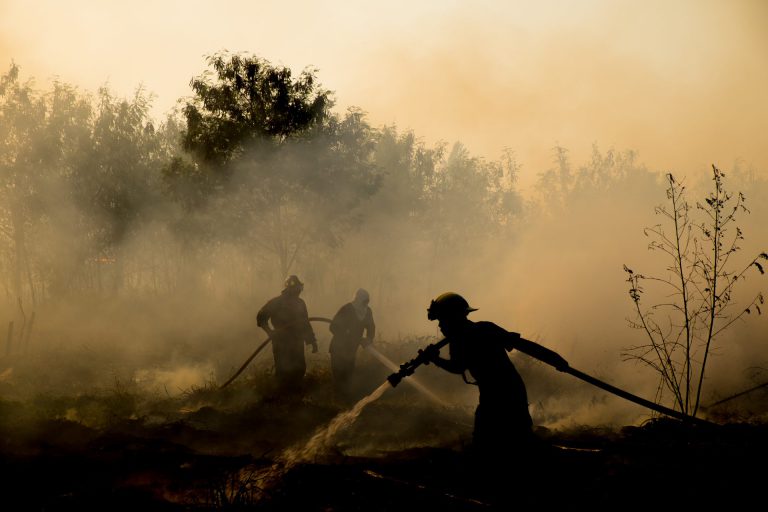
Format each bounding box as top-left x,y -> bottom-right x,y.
427,292 -> 477,321
283,274 -> 304,291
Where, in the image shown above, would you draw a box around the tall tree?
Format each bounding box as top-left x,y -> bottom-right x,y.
178,51 -> 331,180
167,52 -> 379,279
27,79 -> 93,299
51,85 -> 166,294
0,63 -> 40,306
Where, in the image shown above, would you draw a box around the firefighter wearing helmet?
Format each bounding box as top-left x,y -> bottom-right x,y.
422,291 -> 568,457
257,275 -> 318,394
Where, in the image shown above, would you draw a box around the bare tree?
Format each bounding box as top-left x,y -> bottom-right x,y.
623,165 -> 767,417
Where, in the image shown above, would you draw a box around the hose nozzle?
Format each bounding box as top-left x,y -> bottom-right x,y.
386,338 -> 449,388
387,364 -> 415,388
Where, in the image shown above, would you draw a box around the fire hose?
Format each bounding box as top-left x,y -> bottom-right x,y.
702,379 -> 768,410
387,337 -> 718,427
220,316 -> 334,389
221,316 -> 447,405
222,320 -> 718,426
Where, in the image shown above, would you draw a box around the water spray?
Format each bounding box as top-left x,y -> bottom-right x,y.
249,381 -> 392,496
364,343 -> 447,405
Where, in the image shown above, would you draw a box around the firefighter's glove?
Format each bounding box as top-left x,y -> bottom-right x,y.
548,353 -> 569,372
419,344 -> 441,365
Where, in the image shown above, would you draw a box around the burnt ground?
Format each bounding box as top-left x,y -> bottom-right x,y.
2,394 -> 766,510
1,340 -> 767,511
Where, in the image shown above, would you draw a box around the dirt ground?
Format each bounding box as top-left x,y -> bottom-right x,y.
1,340 -> 767,511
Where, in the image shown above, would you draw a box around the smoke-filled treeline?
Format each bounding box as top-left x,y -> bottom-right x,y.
1,53 -> 766,425
0,54 -> 524,327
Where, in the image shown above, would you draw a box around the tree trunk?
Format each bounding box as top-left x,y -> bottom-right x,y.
10,201 -> 24,305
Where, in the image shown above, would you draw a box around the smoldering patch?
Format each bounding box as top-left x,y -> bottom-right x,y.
134,363 -> 217,397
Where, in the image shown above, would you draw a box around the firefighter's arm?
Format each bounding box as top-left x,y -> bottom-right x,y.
256,303 -> 274,337
431,355 -> 464,374
305,325 -> 318,353
361,311 -> 375,347
329,306 -> 345,336
508,333 -> 569,371
422,344 -> 464,374
298,301 -> 318,352
306,324 -> 318,353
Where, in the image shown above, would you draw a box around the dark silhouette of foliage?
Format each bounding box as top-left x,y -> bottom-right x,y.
181,51 -> 331,171
166,52 -> 378,277
0,62 -> 182,301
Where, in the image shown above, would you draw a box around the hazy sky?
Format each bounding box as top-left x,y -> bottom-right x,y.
2,0 -> 767,188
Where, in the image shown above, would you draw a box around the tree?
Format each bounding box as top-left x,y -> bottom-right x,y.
334,126 -> 444,307
173,51 -> 331,186
623,166 -> 767,417
0,61 -> 183,300
25,79 -> 93,299
166,52 -> 379,279
0,64 -> 95,305
535,144 -> 658,217
427,143 -> 521,247
0,62 -> 42,306
76,86 -> 166,291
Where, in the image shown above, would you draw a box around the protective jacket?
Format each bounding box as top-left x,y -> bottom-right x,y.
438,320 -> 535,451
257,290 -> 316,388
328,301 -> 375,401
329,303 -> 375,355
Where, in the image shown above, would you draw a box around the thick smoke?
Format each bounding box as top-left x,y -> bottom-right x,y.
0,63 -> 766,435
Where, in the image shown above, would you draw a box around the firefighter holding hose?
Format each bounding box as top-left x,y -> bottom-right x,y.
420,292 -> 569,456
329,288 -> 376,405
257,275 -> 318,395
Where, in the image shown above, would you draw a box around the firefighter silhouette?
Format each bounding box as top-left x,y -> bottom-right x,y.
422,292 -> 568,455
328,288 -> 375,403
257,275 -> 318,393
